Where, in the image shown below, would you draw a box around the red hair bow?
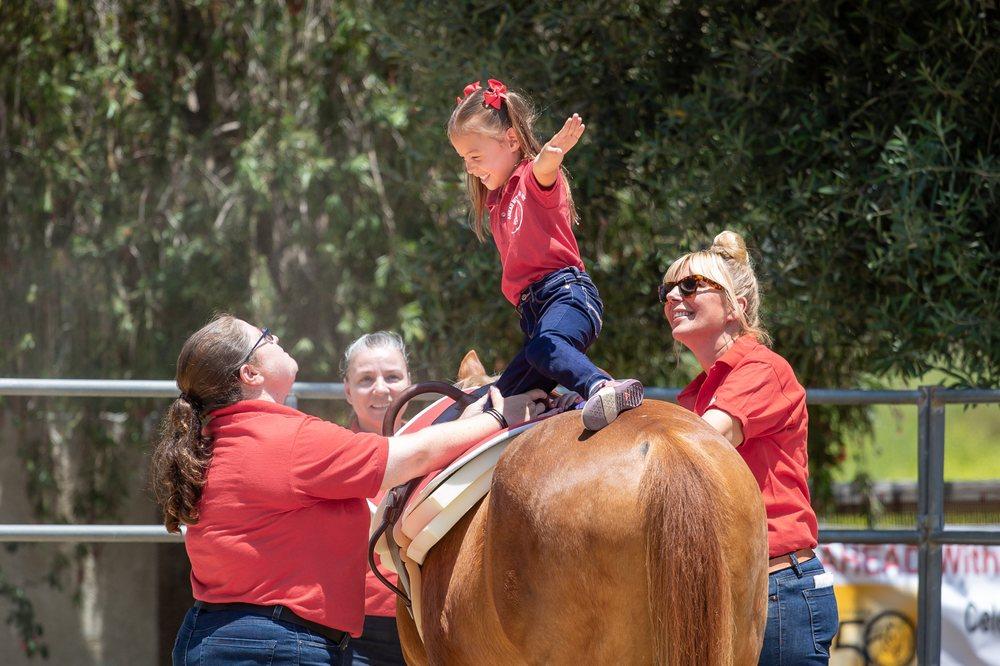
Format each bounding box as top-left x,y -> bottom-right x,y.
456,81 -> 481,105
483,79 -> 508,110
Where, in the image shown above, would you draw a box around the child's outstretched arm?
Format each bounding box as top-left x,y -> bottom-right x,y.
532,113 -> 586,188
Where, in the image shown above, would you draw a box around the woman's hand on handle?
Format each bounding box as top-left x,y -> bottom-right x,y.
459,390 -> 490,420
459,386 -> 547,426
381,387 -> 546,492
533,114 -> 586,187
489,386 -> 547,428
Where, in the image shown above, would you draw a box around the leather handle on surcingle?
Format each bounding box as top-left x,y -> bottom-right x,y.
368,504 -> 411,605
370,381 -> 480,608
380,380 -> 479,437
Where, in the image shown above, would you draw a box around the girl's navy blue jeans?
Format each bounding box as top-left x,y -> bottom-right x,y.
494,267 -> 610,399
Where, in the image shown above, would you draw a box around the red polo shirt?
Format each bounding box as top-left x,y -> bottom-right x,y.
185,400 -> 389,636
487,159 -> 585,306
347,418 -> 400,618
676,336 -> 818,558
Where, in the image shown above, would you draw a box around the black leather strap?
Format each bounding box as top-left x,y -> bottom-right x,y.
194,601 -> 348,646
371,381 -> 486,610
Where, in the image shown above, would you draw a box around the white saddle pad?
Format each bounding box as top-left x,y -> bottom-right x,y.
370,419 -> 531,570
399,423 -> 531,563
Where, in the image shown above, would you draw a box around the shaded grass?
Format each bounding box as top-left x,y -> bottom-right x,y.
833,382 -> 1000,483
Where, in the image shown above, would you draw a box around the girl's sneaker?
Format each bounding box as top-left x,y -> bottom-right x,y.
581,379 -> 644,431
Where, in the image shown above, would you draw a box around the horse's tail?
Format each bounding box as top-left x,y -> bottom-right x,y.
640,438 -> 735,666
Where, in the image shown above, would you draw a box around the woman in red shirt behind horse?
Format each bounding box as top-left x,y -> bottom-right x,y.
661,231 -> 840,665
341,330 -> 412,666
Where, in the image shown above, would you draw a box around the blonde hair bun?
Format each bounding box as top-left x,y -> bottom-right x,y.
711,230 -> 749,265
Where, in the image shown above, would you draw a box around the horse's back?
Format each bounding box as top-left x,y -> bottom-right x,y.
410,401 -> 767,665
482,408 -> 656,662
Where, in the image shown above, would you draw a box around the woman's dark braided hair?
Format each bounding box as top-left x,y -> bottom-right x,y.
149,315 -> 255,532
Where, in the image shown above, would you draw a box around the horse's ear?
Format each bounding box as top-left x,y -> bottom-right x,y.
457,350 -> 486,383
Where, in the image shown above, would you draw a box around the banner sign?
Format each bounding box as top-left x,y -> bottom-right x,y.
819,543 -> 1000,666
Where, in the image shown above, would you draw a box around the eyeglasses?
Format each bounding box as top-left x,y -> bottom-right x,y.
658,274 -> 724,303
237,327 -> 274,367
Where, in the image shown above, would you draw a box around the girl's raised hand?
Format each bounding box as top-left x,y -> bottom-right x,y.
533,114 -> 586,187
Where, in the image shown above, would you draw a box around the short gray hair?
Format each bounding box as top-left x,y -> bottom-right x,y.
340,331 -> 409,379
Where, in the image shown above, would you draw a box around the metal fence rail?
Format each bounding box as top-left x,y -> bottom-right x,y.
1,379 -> 998,665
0,524 -> 185,542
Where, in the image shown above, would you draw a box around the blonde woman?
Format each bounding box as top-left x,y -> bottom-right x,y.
661,232 -> 839,664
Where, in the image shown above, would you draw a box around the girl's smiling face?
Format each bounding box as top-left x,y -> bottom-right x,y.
344,346 -> 411,434
450,129 -> 522,191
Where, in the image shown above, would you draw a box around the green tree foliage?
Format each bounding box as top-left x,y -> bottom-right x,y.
0,0 -> 997,656
1,0 -> 422,653
373,0 -> 999,493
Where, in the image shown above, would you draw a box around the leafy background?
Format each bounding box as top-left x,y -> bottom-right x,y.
1,0 -> 997,658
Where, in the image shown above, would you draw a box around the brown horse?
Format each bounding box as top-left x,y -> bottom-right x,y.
393,356 -> 768,665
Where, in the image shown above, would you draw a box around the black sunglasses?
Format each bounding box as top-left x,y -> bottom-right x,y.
237,327 -> 274,367
658,274 -> 725,303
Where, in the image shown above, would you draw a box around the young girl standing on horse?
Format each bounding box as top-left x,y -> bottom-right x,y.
448,78 -> 643,431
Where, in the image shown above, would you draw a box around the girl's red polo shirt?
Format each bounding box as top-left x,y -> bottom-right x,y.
487,159 -> 585,306
185,400 -> 389,636
677,336 -> 819,558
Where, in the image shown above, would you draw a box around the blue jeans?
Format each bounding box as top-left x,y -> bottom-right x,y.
494,267 -> 609,398
345,615 -> 404,665
758,554 -> 839,665
172,604 -> 350,665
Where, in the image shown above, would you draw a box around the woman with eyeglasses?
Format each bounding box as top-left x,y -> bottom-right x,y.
150,315 -> 546,665
660,231 -> 839,665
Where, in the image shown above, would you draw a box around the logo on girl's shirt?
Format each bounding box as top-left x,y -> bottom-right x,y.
506,191 -> 525,235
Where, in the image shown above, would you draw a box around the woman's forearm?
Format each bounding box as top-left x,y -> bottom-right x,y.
380,413 -> 499,492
